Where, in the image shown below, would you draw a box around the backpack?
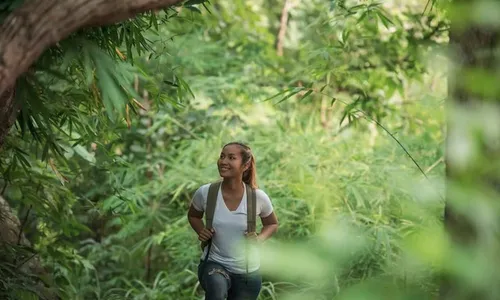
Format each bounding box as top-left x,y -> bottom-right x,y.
201,181 -> 257,261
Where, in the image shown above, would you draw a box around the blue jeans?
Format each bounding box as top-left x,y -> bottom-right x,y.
198,260 -> 262,300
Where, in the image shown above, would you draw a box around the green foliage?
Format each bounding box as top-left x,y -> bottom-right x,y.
0,0 -> 450,299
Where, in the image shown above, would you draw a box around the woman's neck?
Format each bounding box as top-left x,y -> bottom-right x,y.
221,178 -> 243,192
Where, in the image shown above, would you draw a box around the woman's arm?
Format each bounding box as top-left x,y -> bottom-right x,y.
187,204 -> 205,234
254,211 -> 279,242
188,204 -> 214,241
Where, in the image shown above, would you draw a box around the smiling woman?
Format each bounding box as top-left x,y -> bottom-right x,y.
187,142 -> 279,300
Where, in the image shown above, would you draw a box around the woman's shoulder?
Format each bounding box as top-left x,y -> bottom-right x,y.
199,182 -> 213,189
195,183 -> 212,194
194,182 -> 221,196
254,187 -> 274,214
254,187 -> 267,195
254,187 -> 271,202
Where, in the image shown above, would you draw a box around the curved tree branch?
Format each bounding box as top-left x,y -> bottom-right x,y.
0,0 -> 186,97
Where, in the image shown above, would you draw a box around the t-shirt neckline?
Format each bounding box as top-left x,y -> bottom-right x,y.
219,183 -> 246,213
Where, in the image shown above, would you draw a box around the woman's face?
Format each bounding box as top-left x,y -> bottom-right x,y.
217,144 -> 247,179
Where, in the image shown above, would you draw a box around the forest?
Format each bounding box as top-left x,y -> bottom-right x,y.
0,0 -> 499,299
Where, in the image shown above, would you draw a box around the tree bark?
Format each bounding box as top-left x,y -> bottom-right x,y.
0,0 -> 185,95
442,1 -> 500,298
0,88 -> 16,148
0,0 -> 185,145
0,196 -> 56,299
0,0 -> 186,295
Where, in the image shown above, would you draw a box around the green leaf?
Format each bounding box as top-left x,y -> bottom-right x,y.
15,152 -> 31,175
41,141 -> 50,161
185,6 -> 202,14
261,89 -> 290,102
341,29 -> 351,44
88,44 -> 135,120
82,50 -> 94,87
202,2 -> 212,14
377,10 -> 394,28
275,87 -> 306,105
357,11 -> 369,24
163,80 -> 179,87
73,145 -> 96,164
176,75 -> 195,99
299,90 -> 314,102
184,0 -> 208,5
349,4 -> 366,12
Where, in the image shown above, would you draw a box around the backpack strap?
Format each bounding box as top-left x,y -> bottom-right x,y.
245,184 -> 256,233
205,181 -> 221,229
201,181 -> 221,253
244,183 -> 257,283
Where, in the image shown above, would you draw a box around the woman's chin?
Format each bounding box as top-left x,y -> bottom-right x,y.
218,170 -> 234,178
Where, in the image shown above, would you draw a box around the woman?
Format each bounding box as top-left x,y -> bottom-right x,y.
188,142 -> 279,300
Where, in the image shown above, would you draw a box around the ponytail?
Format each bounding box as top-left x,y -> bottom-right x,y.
242,154 -> 257,189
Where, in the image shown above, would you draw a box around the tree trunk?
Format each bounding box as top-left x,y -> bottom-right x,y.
442,1 -> 500,299
276,0 -> 294,57
0,88 -> 16,148
0,0 -> 185,146
0,196 -> 56,299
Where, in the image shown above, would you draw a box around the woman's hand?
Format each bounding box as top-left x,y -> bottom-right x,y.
244,231 -> 261,242
198,228 -> 215,242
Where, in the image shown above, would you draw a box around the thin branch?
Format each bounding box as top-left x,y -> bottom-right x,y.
425,156 -> 444,174
359,112 -> 429,180
276,0 -> 295,57
289,87 -> 446,201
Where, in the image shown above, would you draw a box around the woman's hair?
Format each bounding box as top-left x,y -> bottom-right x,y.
223,142 -> 258,189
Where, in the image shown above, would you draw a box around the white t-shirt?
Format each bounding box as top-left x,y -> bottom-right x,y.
191,182 -> 274,274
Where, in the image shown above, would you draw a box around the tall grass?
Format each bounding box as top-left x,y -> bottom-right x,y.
62,88 -> 442,299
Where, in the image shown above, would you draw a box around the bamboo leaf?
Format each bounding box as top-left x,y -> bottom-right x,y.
377,10 -> 394,28
275,87 -> 306,105
73,145 -> 96,164
184,0 -> 208,5
185,6 -> 202,14
299,90 -> 314,102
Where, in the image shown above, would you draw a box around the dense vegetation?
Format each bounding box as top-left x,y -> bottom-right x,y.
1,0 -> 499,299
